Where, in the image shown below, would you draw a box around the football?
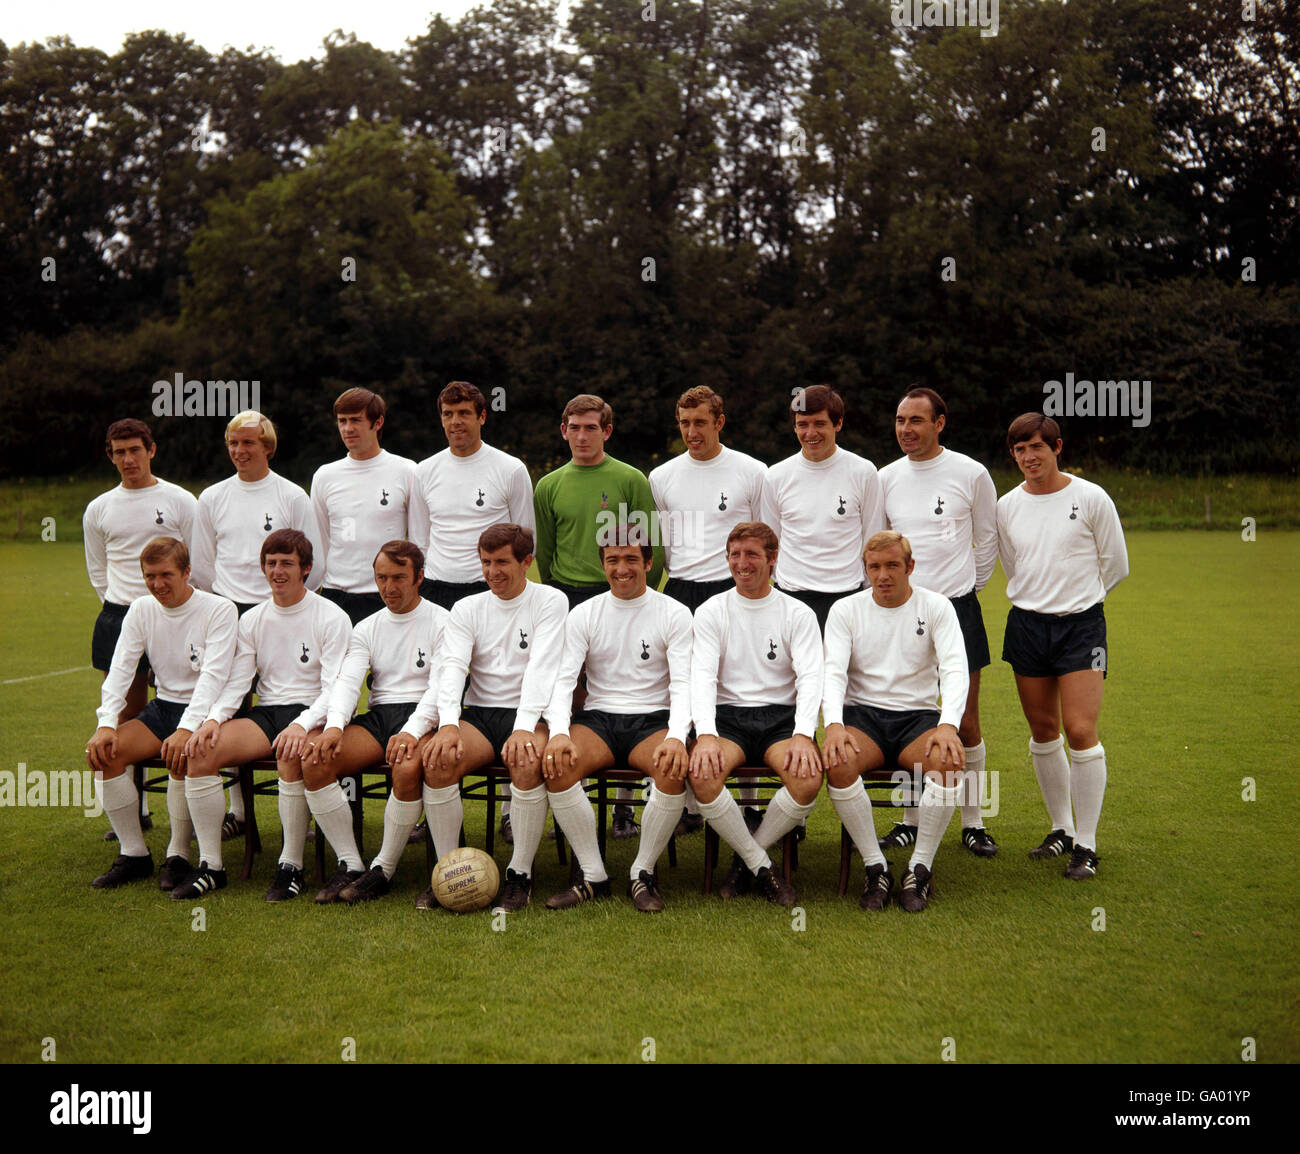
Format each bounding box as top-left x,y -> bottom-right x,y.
431,847 -> 501,913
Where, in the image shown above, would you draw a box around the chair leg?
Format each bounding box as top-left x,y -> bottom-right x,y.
838,825 -> 852,897
703,826 -> 718,893
349,774 -> 364,862
483,776 -> 496,856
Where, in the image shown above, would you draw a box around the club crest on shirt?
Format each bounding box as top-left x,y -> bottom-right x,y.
915,617 -> 925,636
188,643 -> 201,669
836,496 -> 846,515
933,496 -> 945,516
600,491 -> 609,509
416,648 -> 426,669
718,492 -> 728,511
518,629 -> 529,650
1069,503 -> 1079,520
299,643 -> 310,663
475,488 -> 485,507
263,513 -> 273,531
766,638 -> 778,660
155,508 -> 165,525
380,489 -> 389,506
639,640 -> 650,661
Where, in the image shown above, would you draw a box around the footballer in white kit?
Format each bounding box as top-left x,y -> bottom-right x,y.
185,530 -> 351,902
879,387 -> 999,858
823,531 -> 970,913
997,413 -> 1128,881
540,524 -> 693,912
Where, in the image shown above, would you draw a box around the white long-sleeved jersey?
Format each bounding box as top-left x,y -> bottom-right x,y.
310,451 -> 417,594
879,448 -> 998,598
97,589 -> 238,732
692,588 -> 823,739
997,477 -> 1128,615
191,471 -> 324,602
324,599 -> 450,733
547,589 -> 693,743
823,587 -> 969,730
210,591 -> 350,732
761,447 -> 886,593
83,479 -> 197,604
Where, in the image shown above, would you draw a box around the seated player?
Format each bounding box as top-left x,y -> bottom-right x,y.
823,531 -> 969,912
540,524 -> 693,912
299,541 -> 450,904
688,522 -> 823,908
184,530 -> 350,901
84,537 -> 237,895
420,524 -> 568,911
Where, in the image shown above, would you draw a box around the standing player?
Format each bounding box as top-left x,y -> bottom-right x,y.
299,541 -> 450,904
533,393 -> 664,838
761,385 -> 886,632
649,385 -> 768,833
84,418 -> 197,836
878,387 -> 999,857
84,537 -> 237,895
997,414 -> 1128,880
310,388 -> 417,626
689,522 -> 823,908
540,525 -> 693,912
823,531 -> 969,912
190,410 -> 323,838
419,524 -> 567,911
185,530 -> 351,901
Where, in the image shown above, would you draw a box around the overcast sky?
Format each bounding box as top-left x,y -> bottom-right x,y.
4,1 -> 494,63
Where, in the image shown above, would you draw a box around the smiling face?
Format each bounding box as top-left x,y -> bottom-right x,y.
479,544 -> 532,600
374,553 -> 422,614
677,403 -> 724,461
261,551 -> 309,605
227,426 -> 271,482
441,400 -> 486,457
337,410 -> 383,460
1011,433 -> 1063,490
727,536 -> 776,599
600,544 -> 652,600
142,556 -> 192,609
794,409 -> 841,462
895,396 -> 945,461
864,543 -> 914,608
561,411 -> 611,466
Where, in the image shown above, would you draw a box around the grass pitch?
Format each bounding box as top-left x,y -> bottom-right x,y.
0,532 -> 1296,1064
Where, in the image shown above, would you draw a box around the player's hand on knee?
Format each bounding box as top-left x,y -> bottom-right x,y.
427,725 -> 461,771
384,730 -> 416,767
307,727 -> 342,766
924,724 -> 965,770
503,729 -> 541,771
86,727 -> 117,772
689,735 -> 723,781
784,735 -> 822,778
542,735 -> 575,779
161,728 -> 192,775
652,738 -> 688,781
273,722 -> 309,761
822,723 -> 858,769
186,719 -> 221,758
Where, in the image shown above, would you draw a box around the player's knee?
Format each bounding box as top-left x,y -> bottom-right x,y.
302,760 -> 330,790
691,777 -> 721,803
391,760 -> 420,798
1064,722 -> 1098,750
510,763 -> 542,790
825,762 -> 858,791
788,778 -> 820,806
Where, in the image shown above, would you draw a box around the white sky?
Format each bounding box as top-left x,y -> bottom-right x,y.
3,1 -> 486,63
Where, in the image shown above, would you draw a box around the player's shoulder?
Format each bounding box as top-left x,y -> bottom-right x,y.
309,589 -> 351,627
189,587 -> 236,617
832,445 -> 877,474
83,486 -> 118,518
648,586 -> 692,623
912,584 -> 953,613
153,477 -> 197,504
532,581 -> 571,614
415,596 -> 452,627
268,469 -> 310,499
1066,474 -> 1111,502
827,588 -> 868,624
694,587 -> 732,623
778,589 -> 820,630
603,453 -> 650,485
766,451 -> 803,480
198,474 -> 237,503
415,446 -> 450,475
381,449 -> 417,472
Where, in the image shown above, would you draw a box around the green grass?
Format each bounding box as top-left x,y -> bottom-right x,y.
0,534 -> 1296,1063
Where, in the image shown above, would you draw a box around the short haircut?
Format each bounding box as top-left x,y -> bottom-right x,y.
374,539 -> 425,576
1006,412 -> 1062,453
226,410 -> 277,456
597,521 -> 654,564
726,520 -> 779,561
864,529 -> 912,565
478,522 -> 534,562
140,536 -> 189,570
562,393 -> 613,428
333,387 -> 386,429
106,418 -> 154,453
260,528 -> 312,569
439,381 -> 487,417
675,386 -> 724,420
791,385 -> 845,424
900,387 -> 947,424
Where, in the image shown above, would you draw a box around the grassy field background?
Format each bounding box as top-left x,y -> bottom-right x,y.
0,529 -> 1296,1064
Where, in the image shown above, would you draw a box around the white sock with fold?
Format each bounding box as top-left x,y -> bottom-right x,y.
697,791 -> 769,873
548,783 -> 608,883
754,787 -> 813,850
186,775 -> 226,870
910,780 -> 960,872
306,782 -> 363,872
1068,743 -> 1107,852
101,773 -> 147,857
631,786 -> 686,879
1030,736 -> 1075,836
961,740 -> 986,828
828,779 -> 887,869
276,778 -> 309,869
423,783 -> 464,860
507,783 -> 548,878
373,795 -> 422,878
165,777 -> 193,860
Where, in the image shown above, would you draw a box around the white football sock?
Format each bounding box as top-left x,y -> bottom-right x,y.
101,773 -> 147,857
372,795 -> 423,878
828,779 -> 887,869
961,740 -> 986,827
276,778 -> 309,869
423,783 -> 464,860
228,784 -> 245,822
1030,736 -> 1075,837
306,782 -> 363,872
631,786 -> 686,879
1068,743 -> 1106,851
754,787 -> 813,850
165,777 -> 193,860
910,779 -> 960,872
697,791 -> 769,873
507,783 -> 548,878
186,775 -> 226,870
548,783 -> 608,883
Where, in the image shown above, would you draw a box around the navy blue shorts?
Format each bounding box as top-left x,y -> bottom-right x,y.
237,703 -> 311,745
460,705 -> 520,759
774,585 -> 861,635
573,709 -> 669,763
950,588 -> 991,672
842,704 -> 940,768
1002,603 -> 1108,679
134,698 -> 188,741
91,601 -> 150,676
713,704 -> 797,766
350,702 -> 420,747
